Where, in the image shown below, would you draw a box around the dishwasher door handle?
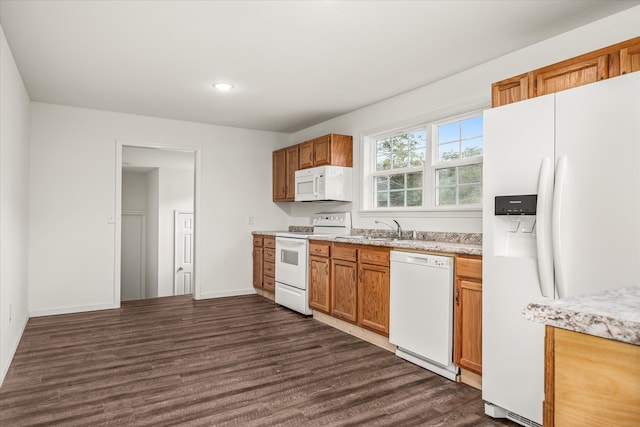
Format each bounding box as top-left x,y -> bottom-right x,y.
405,256 -> 430,264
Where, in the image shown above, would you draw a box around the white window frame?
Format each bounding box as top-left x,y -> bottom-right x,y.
432,111 -> 484,208
360,107 -> 486,215
369,124 -> 427,209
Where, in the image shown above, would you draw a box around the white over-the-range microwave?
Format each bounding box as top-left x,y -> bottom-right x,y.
294,165 -> 353,202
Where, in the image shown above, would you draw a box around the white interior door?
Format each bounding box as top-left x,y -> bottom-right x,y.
121,212 -> 146,301
174,211 -> 194,295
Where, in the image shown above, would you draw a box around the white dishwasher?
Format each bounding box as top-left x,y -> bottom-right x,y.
389,250 -> 458,381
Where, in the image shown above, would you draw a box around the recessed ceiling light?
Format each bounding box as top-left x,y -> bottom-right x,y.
213,82 -> 233,91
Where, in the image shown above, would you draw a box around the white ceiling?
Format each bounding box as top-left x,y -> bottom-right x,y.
1,1 -> 638,133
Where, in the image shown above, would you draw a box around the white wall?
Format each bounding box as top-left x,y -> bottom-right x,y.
288,6 -> 640,234
146,169 -> 159,299
157,167 -> 194,297
0,25 -> 31,384
28,103 -> 291,315
122,170 -> 147,211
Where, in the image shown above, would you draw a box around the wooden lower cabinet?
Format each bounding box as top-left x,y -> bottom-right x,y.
544,326 -> 640,426
326,243 -> 390,336
454,256 -> 482,376
331,259 -> 358,322
252,244 -> 263,288
358,262 -> 390,336
252,235 -> 275,293
309,241 -> 331,313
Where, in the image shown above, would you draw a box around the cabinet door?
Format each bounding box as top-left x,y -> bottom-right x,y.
309,256 -> 331,313
312,135 -> 331,166
299,140 -> 314,169
491,72 -> 531,107
285,145 -> 299,199
272,149 -> 287,201
358,263 -> 390,336
331,259 -> 358,323
252,246 -> 263,288
454,279 -> 482,374
533,54 -> 609,97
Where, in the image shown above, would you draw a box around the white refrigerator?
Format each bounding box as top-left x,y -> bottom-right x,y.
482,72 -> 640,426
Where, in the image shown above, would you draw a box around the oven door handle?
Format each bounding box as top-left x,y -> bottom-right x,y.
276,238 -> 306,248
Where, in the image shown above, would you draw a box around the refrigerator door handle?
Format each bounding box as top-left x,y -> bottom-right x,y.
552,156 -> 568,298
536,157 -> 554,297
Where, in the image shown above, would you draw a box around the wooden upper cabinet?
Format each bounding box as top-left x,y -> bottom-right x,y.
491,72 -> 531,108
298,133 -> 353,169
532,53 -> 609,98
272,144 -> 299,202
619,38 -> 640,75
492,36 -> 640,108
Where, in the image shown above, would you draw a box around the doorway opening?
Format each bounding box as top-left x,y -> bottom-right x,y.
115,142 -> 201,304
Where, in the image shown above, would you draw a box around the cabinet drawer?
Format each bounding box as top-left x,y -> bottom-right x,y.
332,243 -> 357,261
264,237 -> 276,249
263,275 -> 275,292
264,261 -> 275,277
456,257 -> 482,280
264,248 -> 275,263
253,236 -> 263,247
359,247 -> 390,266
309,241 -> 330,257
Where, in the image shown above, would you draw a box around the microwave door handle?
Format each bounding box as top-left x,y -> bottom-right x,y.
313,176 -> 319,197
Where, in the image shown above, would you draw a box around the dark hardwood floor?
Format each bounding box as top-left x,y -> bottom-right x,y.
0,294 -> 517,426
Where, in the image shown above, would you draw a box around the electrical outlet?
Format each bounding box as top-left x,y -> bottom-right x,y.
247,215 -> 255,225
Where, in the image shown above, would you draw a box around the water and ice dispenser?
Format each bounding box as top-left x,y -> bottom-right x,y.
493,195 -> 538,258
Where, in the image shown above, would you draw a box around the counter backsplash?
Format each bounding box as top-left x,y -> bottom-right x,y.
288,226 -> 482,245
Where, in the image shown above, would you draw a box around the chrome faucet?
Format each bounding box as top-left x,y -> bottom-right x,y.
375,219 -> 403,239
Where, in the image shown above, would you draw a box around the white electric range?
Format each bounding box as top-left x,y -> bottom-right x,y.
274,212 -> 351,315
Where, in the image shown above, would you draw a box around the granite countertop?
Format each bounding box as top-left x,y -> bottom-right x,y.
523,285 -> 640,345
252,230 -> 482,256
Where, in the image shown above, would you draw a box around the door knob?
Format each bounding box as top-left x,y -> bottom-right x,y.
177,267 -> 184,272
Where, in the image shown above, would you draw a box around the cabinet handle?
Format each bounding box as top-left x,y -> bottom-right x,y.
325,265 -> 329,275
455,288 -> 460,306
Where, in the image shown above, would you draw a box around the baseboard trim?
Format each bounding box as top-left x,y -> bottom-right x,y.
459,368 -> 482,390
312,311 -> 396,353
0,313 -> 29,386
29,302 -> 118,318
197,288 -> 256,300
254,288 -> 275,301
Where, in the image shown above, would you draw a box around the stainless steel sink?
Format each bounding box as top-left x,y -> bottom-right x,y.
335,236 -> 402,242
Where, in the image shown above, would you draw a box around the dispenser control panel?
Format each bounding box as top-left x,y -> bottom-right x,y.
495,195 -> 537,215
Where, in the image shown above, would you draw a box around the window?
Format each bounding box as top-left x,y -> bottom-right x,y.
373,128 -> 426,208
363,111 -> 483,211
434,115 -> 483,207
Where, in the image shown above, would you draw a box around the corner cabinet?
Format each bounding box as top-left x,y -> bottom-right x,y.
309,241 -> 331,313
454,255 -> 482,376
298,133 -> 353,169
272,145 -> 299,202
